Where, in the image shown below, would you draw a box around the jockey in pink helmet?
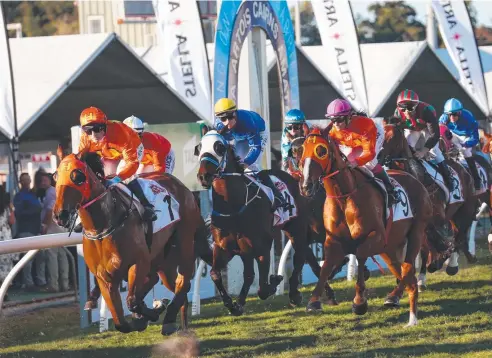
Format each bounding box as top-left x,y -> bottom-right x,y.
325,99 -> 397,204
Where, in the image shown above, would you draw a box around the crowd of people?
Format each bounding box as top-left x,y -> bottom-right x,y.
0,169 -> 71,301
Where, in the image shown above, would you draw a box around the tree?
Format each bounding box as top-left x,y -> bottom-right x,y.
465,0 -> 477,28
290,1 -> 321,46
3,1 -> 78,38
357,1 -> 425,43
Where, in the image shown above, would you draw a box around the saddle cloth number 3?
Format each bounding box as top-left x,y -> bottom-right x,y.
138,179 -> 181,234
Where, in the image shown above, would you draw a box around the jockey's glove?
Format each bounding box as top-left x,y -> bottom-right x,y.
105,176 -> 122,187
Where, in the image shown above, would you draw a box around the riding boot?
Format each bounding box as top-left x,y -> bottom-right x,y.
437,161 -> 455,192
127,179 -> 158,221
465,157 -> 482,191
256,171 -> 289,212
373,169 -> 398,207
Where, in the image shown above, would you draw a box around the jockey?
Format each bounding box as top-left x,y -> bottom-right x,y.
78,107 -> 157,221
326,99 -> 398,204
394,89 -> 454,191
281,109 -> 308,176
123,115 -> 175,175
439,98 -> 481,190
214,98 -> 288,210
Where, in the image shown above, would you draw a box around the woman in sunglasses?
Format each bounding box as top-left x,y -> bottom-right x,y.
214,97 -> 289,210
326,98 -> 398,205
77,106 -> 157,221
281,109 -> 309,177
393,89 -> 454,191
439,98 -> 481,191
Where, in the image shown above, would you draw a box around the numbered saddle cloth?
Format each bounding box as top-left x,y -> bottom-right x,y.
116,179 -> 180,234
244,174 -> 298,227
420,161 -> 464,204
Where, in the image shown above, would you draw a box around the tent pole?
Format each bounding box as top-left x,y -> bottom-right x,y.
1,2 -> 19,191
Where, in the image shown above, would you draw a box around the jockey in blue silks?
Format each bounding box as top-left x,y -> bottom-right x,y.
281,109 -> 308,177
439,98 -> 481,190
214,97 -> 288,210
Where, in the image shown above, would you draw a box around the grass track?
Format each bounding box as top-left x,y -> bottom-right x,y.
1,245 -> 491,358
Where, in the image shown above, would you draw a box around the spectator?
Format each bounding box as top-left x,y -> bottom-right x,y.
0,185 -> 18,301
13,173 -> 44,291
38,172 -> 69,292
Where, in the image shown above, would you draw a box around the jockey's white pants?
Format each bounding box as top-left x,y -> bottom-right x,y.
103,159 -> 120,177
136,149 -> 176,175
404,128 -> 445,163
340,118 -> 385,171
449,132 -> 473,158
233,132 -> 268,172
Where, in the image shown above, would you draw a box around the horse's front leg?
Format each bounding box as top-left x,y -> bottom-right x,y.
306,238 -> 345,313
232,255 -> 255,316
352,256 -> 368,315
305,247 -> 340,306
256,238 -> 283,300
125,254 -> 153,332
209,245 -> 235,314
96,276 -> 134,333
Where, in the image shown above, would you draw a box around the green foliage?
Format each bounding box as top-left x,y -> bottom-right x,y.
358,1 -> 425,43
2,1 -> 78,38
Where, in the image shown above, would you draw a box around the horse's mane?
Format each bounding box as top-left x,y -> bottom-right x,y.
80,152 -> 105,180
353,109 -> 368,117
226,146 -> 245,174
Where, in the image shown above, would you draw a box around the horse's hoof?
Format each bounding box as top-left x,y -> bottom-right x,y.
131,316 -> 149,332
465,254 -> 478,264
306,300 -> 322,313
229,302 -> 244,316
446,265 -> 459,276
161,322 -> 178,336
418,284 -> 426,293
384,295 -> 400,308
363,266 -> 371,281
257,288 -> 271,301
115,322 -> 133,333
427,262 -> 439,273
269,274 -> 284,287
84,299 -> 98,311
352,301 -> 368,315
289,291 -> 303,307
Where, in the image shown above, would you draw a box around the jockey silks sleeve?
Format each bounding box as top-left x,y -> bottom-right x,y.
395,102 -> 439,150
141,132 -> 171,173
439,109 -> 479,148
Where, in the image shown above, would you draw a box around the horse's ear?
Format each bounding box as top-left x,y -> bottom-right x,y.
302,123 -> 310,136
194,143 -> 201,157
57,145 -> 65,161
201,124 -> 210,136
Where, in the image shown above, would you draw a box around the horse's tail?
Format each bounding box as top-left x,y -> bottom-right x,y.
194,216 -> 213,266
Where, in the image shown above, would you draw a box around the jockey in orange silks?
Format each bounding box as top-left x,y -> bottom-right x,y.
326,99 -> 397,204
77,107 -> 156,221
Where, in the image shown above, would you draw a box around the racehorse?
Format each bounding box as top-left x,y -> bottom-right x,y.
439,124 -> 492,255
299,127 -> 432,326
53,152 -> 212,335
195,127 -> 312,314
380,122 -> 477,288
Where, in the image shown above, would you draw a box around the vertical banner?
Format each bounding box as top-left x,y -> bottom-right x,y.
153,0 -> 212,120
432,0 -> 488,114
311,0 -> 368,112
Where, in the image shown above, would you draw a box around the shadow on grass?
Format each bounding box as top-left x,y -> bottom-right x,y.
0,346 -> 153,358
200,334 -> 318,358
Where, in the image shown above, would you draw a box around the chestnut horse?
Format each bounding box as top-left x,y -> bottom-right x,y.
299,128 -> 432,326
53,152 -> 211,335
195,128 -> 314,314
380,122 -> 477,289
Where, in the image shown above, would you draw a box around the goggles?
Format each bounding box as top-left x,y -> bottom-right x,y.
398,103 -> 418,112
326,115 -> 349,123
286,124 -> 302,131
82,124 -> 106,135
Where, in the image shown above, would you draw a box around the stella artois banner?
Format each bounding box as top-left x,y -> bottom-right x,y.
311,0 -> 368,112
0,4 -> 15,139
153,0 -> 212,120
432,0 -> 488,114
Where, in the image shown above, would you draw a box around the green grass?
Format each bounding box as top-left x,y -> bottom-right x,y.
1,244 -> 492,358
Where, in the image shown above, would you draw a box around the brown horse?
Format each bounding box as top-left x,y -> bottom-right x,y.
53,152 -> 211,335
195,128 -> 314,314
299,128 -> 432,326
380,122 -> 478,286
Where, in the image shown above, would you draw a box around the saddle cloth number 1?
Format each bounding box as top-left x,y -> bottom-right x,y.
139,179 -> 181,234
